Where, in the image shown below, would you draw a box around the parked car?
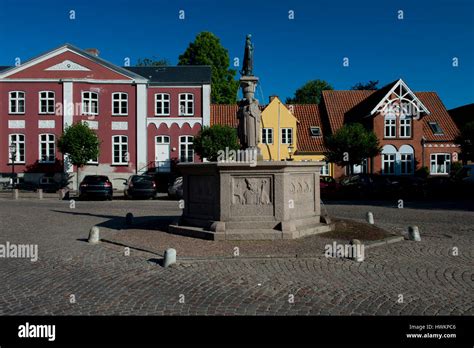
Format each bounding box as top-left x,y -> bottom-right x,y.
454,164 -> 474,184
320,176 -> 340,198
79,175 -> 113,200
38,177 -> 61,193
124,175 -> 157,199
452,164 -> 474,195
168,176 -> 183,199
339,174 -> 398,199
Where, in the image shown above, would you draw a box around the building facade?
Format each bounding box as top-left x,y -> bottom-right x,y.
210,79 -> 461,179
0,44 -> 211,188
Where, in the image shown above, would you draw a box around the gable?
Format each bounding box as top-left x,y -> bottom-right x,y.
370,79 -> 430,118
0,45 -> 144,81
262,97 -> 297,127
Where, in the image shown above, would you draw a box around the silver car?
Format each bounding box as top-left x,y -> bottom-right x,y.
168,176 -> 183,199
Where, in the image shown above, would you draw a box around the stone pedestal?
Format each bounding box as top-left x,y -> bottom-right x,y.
169,161 -> 334,240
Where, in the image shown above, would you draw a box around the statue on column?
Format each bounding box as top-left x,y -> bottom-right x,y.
238,34 -> 261,150
241,34 -> 254,76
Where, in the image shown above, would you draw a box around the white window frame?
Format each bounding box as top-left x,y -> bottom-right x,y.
155,93 -> 170,116
112,92 -> 128,116
382,154 -> 395,174
156,135 -> 170,144
399,117 -> 412,138
400,153 -> 413,175
262,128 -> 273,144
430,153 -> 451,175
39,133 -> 56,163
82,91 -> 99,116
384,116 -> 396,138
9,91 -> 25,114
320,162 -> 330,176
39,91 -> 55,114
310,127 -> 322,137
112,135 -> 128,165
9,134 -> 25,163
179,93 -> 194,116
179,135 -> 194,162
281,128 -> 293,145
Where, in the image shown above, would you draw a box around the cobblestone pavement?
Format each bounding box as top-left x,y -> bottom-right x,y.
0,197 -> 472,315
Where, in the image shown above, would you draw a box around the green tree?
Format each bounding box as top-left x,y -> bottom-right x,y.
350,80 -> 379,90
179,32 -> 239,104
324,123 -> 381,174
286,79 -> 333,104
57,122 -> 100,189
456,121 -> 474,163
136,57 -> 170,66
193,125 -> 240,161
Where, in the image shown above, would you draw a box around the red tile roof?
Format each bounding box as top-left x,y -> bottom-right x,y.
321,89 -> 459,142
210,104 -> 239,127
289,104 -> 327,153
321,90 -> 374,133
417,92 -> 460,142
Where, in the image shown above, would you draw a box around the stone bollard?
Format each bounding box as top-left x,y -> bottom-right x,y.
350,239 -> 365,262
408,226 -> 421,241
366,212 -> 374,225
13,189 -> 19,200
88,226 -> 100,244
125,213 -> 134,226
163,248 -> 177,267
38,189 -> 43,200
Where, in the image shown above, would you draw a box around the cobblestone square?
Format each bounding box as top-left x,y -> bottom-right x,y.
0,196 -> 472,315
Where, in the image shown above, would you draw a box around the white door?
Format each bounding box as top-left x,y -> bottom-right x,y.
155,136 -> 170,172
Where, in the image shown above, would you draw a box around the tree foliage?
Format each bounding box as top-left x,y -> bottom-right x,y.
193,125 -> 240,161
324,123 -> 381,173
136,57 -> 170,66
286,79 -> 333,104
57,122 -> 100,168
178,32 -> 239,104
350,80 -> 379,90
456,121 -> 474,162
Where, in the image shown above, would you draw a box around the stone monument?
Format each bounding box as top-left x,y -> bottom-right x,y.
169,35 -> 333,240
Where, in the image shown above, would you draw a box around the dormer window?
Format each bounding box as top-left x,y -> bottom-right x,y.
428,122 -> 444,135
310,126 -> 321,137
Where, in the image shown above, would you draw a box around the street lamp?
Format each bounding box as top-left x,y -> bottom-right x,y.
9,143 -> 16,187
287,144 -> 295,161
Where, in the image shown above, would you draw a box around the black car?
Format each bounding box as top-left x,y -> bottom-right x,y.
124,175 -> 157,199
79,175 -> 113,200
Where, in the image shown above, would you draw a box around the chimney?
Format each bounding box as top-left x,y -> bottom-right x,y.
269,95 -> 278,103
85,48 -> 100,57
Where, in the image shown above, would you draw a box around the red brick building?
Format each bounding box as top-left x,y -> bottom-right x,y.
0,44 -> 210,188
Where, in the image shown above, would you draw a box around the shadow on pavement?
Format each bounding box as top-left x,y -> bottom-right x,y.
52,209 -> 178,231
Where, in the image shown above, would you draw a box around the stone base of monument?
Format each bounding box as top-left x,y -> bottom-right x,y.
168,161 -> 334,241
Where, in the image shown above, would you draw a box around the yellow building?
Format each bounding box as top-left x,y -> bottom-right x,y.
259,96 -> 298,161
210,98 -> 331,175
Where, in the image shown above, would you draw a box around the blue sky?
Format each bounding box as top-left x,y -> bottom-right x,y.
0,0 -> 473,108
